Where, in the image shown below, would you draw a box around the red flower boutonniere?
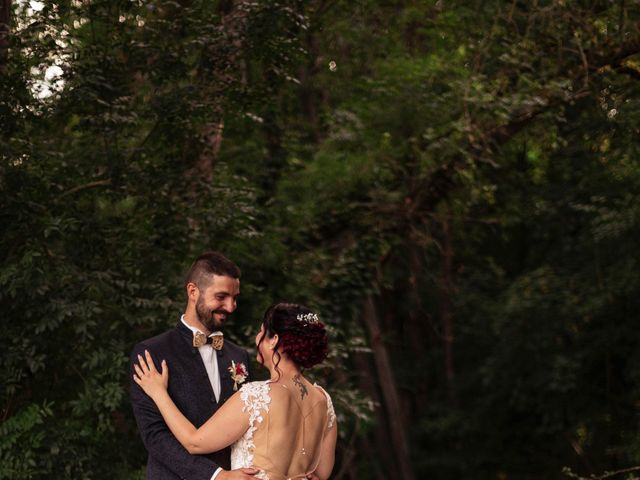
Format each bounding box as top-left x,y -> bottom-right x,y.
228,360 -> 248,390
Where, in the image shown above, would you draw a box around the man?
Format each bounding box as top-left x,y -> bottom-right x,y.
130,251 -> 257,480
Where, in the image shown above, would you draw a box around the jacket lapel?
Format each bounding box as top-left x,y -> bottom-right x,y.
175,322 -> 216,400
216,347 -> 235,403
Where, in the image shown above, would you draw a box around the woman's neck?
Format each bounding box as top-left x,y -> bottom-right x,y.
267,358 -> 301,381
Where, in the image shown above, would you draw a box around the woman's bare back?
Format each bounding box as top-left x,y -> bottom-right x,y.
231,378 -> 336,480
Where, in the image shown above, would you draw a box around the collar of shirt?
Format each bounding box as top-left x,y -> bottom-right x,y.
180,316 -> 222,404
180,315 -> 223,341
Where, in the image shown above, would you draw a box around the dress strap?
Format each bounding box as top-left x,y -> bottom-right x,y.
313,384 -> 336,429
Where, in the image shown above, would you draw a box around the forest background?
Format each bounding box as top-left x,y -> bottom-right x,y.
1,0 -> 640,479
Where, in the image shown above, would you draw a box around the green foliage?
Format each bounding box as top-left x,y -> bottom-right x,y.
2,0 -> 640,479
0,403 -> 52,479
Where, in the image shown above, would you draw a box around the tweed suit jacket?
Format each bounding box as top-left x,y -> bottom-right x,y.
130,320 -> 251,480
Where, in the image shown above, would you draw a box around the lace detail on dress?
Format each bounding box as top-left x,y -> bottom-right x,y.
314,384 -> 336,429
230,381 -> 272,479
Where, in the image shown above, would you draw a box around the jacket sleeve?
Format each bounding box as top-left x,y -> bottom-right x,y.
130,343 -> 220,480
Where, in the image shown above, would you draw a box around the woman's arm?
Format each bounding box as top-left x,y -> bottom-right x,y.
133,350 -> 250,454
313,420 -> 338,480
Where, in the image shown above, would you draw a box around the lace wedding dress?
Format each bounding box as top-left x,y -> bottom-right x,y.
230,380 -> 336,480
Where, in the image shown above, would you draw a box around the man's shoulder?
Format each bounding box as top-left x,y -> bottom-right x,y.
131,327 -> 180,356
223,338 -> 250,365
223,337 -> 248,354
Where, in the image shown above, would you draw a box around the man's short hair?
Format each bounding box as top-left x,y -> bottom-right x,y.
185,251 -> 241,289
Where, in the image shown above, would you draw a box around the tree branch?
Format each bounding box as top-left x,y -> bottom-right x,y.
59,180 -> 111,198
412,39 -> 640,213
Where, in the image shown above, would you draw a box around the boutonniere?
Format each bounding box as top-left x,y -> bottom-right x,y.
228,360 -> 248,391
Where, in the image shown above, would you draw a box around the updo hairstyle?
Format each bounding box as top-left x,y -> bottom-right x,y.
257,303 -> 329,372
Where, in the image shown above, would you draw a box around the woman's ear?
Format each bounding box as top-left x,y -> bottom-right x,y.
269,334 -> 279,350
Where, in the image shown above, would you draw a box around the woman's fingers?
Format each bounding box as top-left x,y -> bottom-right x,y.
134,351 -> 166,388
136,350 -> 157,374
134,351 -> 158,378
133,363 -> 144,379
137,354 -> 148,374
144,350 -> 157,373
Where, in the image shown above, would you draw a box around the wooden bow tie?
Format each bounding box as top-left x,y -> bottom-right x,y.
193,332 -> 224,350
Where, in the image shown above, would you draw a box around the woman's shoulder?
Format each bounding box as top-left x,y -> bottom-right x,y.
239,379 -> 271,394
312,383 -> 334,411
237,380 -> 272,415
312,382 -> 331,399
313,383 -> 336,428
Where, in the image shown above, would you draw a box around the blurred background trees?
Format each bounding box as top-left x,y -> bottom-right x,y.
1,0 -> 639,478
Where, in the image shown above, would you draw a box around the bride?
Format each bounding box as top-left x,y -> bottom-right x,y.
134,303 -> 337,480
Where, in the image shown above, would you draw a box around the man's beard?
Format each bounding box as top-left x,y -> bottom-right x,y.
195,297 -> 227,332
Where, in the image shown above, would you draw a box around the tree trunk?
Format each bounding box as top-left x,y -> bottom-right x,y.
440,215 -> 457,404
407,245 -> 431,408
299,26 -> 326,143
361,295 -> 416,480
0,0 -> 11,75
351,351 -> 391,480
189,0 -> 249,181
192,119 -> 224,181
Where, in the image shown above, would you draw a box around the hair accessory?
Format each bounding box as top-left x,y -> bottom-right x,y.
297,313 -> 319,324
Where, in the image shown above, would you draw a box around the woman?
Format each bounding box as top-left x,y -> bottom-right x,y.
133,303 -> 337,480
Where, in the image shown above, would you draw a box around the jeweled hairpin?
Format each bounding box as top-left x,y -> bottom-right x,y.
297,313 -> 319,324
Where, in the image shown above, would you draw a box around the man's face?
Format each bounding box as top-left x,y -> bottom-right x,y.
194,275 -> 240,332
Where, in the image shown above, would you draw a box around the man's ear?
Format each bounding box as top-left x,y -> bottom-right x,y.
186,282 -> 198,301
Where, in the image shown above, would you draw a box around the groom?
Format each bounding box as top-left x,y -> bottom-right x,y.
130,251 -> 257,480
